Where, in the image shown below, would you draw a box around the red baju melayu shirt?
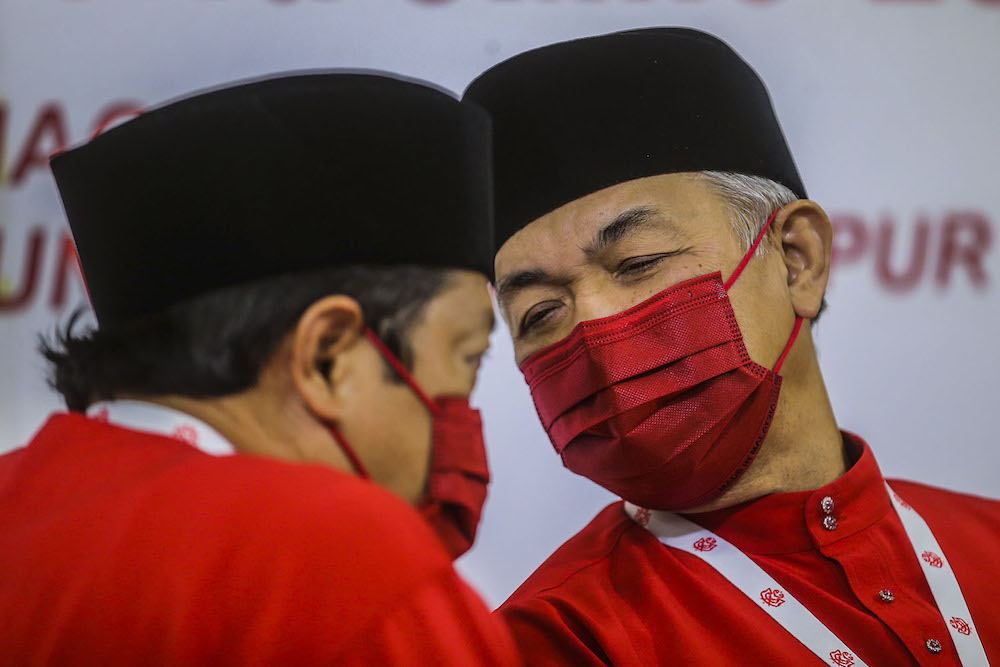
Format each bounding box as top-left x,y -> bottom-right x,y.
498,433 -> 999,665
0,413 -> 519,666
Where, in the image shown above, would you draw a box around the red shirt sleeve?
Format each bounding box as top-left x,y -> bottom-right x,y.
501,597 -> 613,666
494,503 -> 647,666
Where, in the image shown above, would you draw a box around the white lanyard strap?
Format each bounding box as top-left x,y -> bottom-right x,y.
886,483 -> 990,666
87,400 -> 236,457
626,502 -> 870,667
628,483 -> 991,667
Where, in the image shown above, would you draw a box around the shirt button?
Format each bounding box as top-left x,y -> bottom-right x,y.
926,639 -> 943,654
822,515 -> 838,531
878,589 -> 894,603
820,496 -> 835,514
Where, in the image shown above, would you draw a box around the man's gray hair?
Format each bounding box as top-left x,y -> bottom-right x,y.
697,171 -> 798,257
699,170 -> 828,320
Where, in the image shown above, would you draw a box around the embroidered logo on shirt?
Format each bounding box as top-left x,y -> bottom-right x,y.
171,425 -> 199,445
921,551 -> 944,568
950,617 -> 972,636
634,507 -> 651,527
693,537 -> 717,552
760,588 -> 786,608
891,491 -> 913,511
829,649 -> 855,667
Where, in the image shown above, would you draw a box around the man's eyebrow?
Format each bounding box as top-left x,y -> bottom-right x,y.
494,207 -> 670,309
584,206 -> 665,257
495,268 -> 565,310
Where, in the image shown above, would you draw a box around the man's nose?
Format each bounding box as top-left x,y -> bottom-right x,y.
570,280 -> 637,328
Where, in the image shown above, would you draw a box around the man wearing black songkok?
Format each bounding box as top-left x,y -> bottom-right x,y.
0,73 -> 519,665
466,27 -> 999,666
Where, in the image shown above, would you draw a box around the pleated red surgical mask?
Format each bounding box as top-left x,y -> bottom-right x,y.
518,211 -> 802,511
330,329 -> 490,559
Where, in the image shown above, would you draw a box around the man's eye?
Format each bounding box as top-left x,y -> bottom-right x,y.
618,255 -> 667,276
466,350 -> 489,368
520,304 -> 559,335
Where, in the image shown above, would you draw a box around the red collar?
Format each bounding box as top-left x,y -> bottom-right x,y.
685,433 -> 893,555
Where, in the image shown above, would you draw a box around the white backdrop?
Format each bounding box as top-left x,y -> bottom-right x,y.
1,0 -> 997,608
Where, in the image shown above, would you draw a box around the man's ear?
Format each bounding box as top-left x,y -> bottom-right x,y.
290,295 -> 365,423
777,200 -> 832,320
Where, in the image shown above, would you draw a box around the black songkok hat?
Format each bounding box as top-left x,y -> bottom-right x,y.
51,72 -> 492,327
463,27 -> 806,253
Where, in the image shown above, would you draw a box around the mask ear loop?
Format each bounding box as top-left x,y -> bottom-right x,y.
773,318 -> 803,374
722,208 -> 803,375
327,425 -> 371,479
325,328 -> 442,481
363,328 -> 442,417
724,209 -> 780,291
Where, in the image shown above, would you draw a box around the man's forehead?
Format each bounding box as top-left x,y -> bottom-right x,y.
494,174 -> 702,278
541,177 -> 673,236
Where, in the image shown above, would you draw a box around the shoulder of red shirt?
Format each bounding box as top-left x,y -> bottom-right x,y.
887,476 -> 1000,532
4,413 -> 481,654
23,412 -> 451,563
499,501 -> 641,608
887,476 -> 1000,506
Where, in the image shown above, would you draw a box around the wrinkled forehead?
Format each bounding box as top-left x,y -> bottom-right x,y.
494,172 -> 723,281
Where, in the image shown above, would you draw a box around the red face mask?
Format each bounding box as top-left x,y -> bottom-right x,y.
330,329 -> 490,560
518,211 -> 802,511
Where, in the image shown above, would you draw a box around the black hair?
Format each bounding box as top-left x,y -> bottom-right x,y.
40,264 -> 452,412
